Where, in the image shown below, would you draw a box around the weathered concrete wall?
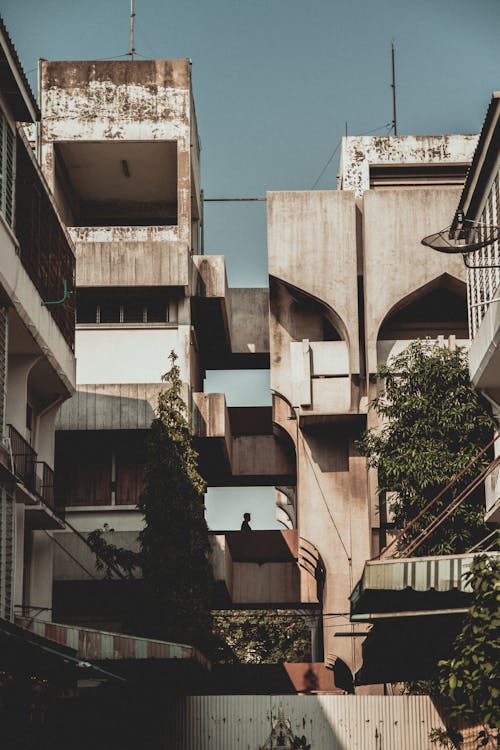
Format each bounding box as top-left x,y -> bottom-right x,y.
339,134 -> 478,196
76,240 -> 190,287
231,562 -> 300,604
75,326 -> 190,384
363,188 -> 466,373
40,59 -> 194,246
294,427 -> 370,671
193,393 -> 295,484
56,383 -> 164,430
268,191 -> 359,377
229,288 -> 269,353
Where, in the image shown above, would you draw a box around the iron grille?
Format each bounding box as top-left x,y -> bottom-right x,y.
14,133 -> 75,349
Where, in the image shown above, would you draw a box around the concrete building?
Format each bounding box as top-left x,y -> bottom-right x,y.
27,49 -> 498,697
0,18 -> 76,623
456,92 -> 500,523
346,96 -> 500,689
267,133 -> 477,675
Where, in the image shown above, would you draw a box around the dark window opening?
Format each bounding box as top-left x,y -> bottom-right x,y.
369,163 -> 469,189
54,140 -> 178,228
76,287 -> 177,325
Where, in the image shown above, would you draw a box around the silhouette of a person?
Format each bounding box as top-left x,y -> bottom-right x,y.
240,512 -> 252,531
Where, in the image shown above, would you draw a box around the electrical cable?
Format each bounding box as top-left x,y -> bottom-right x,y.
297,427 -> 351,562
310,121 -> 392,189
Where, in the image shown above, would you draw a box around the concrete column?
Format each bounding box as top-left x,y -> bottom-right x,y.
26,530 -> 53,621
13,502 -> 24,613
35,398 -> 65,466
6,354 -> 40,437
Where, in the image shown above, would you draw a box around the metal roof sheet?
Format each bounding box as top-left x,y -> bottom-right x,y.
350,552 -> 500,616
15,617 -> 209,668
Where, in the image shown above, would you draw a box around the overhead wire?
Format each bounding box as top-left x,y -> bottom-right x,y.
310,121 -> 392,190
296,425 -> 351,562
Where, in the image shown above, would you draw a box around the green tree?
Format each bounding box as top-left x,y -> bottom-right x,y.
358,340 -> 494,555
137,351 -> 214,649
438,554 -> 500,729
212,610 -> 312,663
88,352 -> 214,650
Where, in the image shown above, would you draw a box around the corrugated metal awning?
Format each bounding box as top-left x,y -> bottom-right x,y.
350,551 -> 499,618
15,617 -> 209,669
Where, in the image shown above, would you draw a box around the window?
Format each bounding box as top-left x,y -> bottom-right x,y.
76,287 -> 176,325
369,164 -> 469,189
0,109 -> 15,226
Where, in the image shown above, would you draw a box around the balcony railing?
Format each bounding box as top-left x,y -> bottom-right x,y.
467,172 -> 500,338
7,424 -> 64,518
14,131 -> 75,350
8,423 -> 36,493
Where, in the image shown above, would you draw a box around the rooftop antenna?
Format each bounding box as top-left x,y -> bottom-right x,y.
129,0 -> 136,61
391,39 -> 397,135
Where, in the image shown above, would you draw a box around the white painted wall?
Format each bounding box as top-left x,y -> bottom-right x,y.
75,328 -> 183,383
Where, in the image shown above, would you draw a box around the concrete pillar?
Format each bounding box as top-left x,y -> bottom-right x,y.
35,398 -> 65,466
26,530 -> 54,621
13,502 -> 24,613
6,354 -> 40,437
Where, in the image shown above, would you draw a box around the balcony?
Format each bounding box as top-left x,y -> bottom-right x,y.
289,340 -> 365,425
210,530 -> 322,607
14,131 -> 75,350
7,424 -> 63,528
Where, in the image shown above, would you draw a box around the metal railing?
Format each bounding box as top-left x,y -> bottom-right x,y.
14,131 -> 75,350
7,424 -> 64,519
467,172 -> 500,338
8,423 -> 36,493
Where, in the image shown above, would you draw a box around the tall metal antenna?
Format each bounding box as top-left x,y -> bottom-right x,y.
129,0 -> 136,61
391,40 -> 397,135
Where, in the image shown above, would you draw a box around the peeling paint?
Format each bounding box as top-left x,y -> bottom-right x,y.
339,135 -> 479,196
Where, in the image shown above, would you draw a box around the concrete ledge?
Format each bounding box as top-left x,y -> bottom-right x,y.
75,240 -> 190,287
56,383 -> 165,430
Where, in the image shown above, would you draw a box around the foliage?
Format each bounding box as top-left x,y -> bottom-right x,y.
438,554 -> 500,729
428,727 -> 456,749
88,352 -> 214,651
357,340 -> 494,555
86,524 -> 138,580
137,351 -> 214,649
212,610 -> 312,664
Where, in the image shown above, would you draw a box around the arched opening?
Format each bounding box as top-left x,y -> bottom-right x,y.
377,274 -> 468,367
270,277 -> 346,345
379,274 -> 467,342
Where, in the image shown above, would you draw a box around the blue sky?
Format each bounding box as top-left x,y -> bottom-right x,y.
3,0 -> 498,527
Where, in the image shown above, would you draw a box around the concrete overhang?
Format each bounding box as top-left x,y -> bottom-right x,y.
468,283 -> 500,406
193,393 -> 295,487
0,17 -> 40,121
297,409 -> 367,429
74,240 -> 190,288
452,92 -> 500,230
13,477 -> 64,530
0,231 -> 76,397
24,501 -> 65,530
225,530 -> 298,563
56,383 -> 168,431
191,256 -> 270,370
